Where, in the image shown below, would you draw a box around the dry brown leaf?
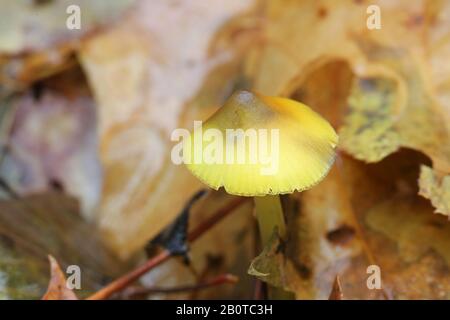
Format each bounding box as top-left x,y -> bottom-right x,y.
364,195 -> 450,299
244,0 -> 450,216
328,276 -> 343,300
1,0 -> 448,301
0,45 -> 77,96
1,68 -> 100,218
0,192 -> 129,299
243,1 -> 450,292
0,0 -> 134,54
248,230 -> 285,288
250,149 -> 450,299
42,255 -> 78,300
0,0 -> 134,95
328,151 -> 450,299
418,165 -> 450,217
246,163 -> 363,298
79,0 -> 255,258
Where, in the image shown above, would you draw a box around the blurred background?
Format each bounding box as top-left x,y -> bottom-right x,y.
0,0 -> 449,300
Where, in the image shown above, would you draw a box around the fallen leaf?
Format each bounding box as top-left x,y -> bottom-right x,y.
42,255 -> 78,300
418,165 -> 450,217
248,230 -> 284,284
339,77 -> 401,163
0,0 -> 134,54
0,0 -> 134,95
79,0 -> 255,258
250,147 -> 450,299
245,0 -> 450,216
338,43 -> 450,176
0,192 -> 129,299
365,195 -> 450,299
1,67 -> 101,218
328,276 -> 343,300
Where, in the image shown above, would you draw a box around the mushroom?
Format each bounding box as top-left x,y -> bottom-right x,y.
182,90 -> 338,246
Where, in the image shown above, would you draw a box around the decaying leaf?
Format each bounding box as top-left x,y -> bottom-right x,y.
248,230 -> 283,284
42,255 -> 78,300
245,0 -> 450,215
365,195 -> 450,299
328,276 -> 343,300
79,0 -> 255,258
0,0 -> 134,54
0,0 -> 449,301
0,0 -> 134,95
0,192 -> 129,299
220,1 -> 450,297
418,165 -> 450,217
339,77 -> 401,162
337,46 -> 450,214
0,46 -> 77,97
250,148 -> 450,299
0,67 -> 101,218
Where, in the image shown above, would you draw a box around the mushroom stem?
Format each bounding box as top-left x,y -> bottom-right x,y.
254,195 -> 287,246
254,195 -> 293,300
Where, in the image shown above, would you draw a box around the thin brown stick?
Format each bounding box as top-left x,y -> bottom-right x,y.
87,197 -> 248,300
120,274 -> 238,299
87,250 -> 171,300
188,197 -> 247,242
253,279 -> 265,300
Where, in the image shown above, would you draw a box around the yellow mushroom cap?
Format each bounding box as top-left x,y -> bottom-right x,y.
183,91 -> 338,197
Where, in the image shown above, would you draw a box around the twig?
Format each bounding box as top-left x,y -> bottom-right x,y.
87,197 -> 248,300
188,197 -> 247,242
253,279 -> 265,300
87,250 -> 171,300
119,274 -> 238,299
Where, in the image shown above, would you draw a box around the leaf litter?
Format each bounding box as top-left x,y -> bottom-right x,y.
0,0 -> 449,300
